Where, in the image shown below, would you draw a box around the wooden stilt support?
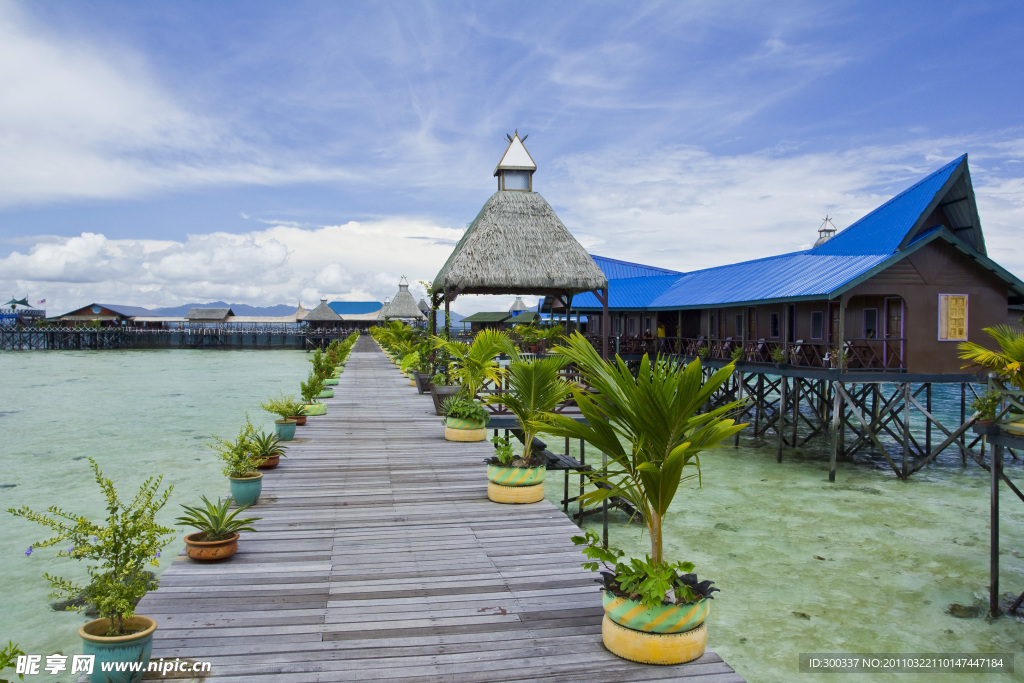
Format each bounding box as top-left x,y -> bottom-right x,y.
991,443 -> 1002,617
830,380 -> 842,482
777,374 -> 786,463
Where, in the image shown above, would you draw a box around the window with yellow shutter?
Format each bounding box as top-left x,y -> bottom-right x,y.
938,294 -> 968,341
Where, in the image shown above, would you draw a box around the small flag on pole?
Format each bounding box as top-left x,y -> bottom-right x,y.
37,299 -> 46,305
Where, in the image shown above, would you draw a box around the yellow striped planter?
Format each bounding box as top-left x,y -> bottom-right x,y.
602,614 -> 707,665
301,403 -> 326,416
602,591 -> 709,634
444,426 -> 487,442
487,481 -> 545,504
486,464 -> 545,486
323,378 -> 339,385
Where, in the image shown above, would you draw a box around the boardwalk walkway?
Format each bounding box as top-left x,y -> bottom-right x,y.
139,337 -> 743,682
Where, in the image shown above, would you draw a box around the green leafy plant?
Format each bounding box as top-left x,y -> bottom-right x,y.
730,345 -> 744,362
970,389 -> 1003,422
300,370 -> 324,404
0,641 -> 25,682
208,418 -> 262,478
431,328 -> 517,398
542,332 -> 746,572
572,529 -> 718,606
175,497 -> 261,542
490,435 -> 516,465
770,346 -> 787,364
440,396 -> 489,424
260,394 -> 306,421
484,355 -> 573,466
7,459 -> 174,636
959,325 -> 1024,390
697,345 -> 709,358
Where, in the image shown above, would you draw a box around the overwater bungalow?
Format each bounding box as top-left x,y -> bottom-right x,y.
562,154 -> 1024,376
55,303 -> 155,326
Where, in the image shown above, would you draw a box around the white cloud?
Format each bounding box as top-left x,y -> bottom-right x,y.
0,217 -> 470,314
0,2 -> 354,207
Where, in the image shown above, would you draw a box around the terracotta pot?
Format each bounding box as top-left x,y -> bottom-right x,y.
184,531 -> 239,562
288,415 -> 307,426
256,453 -> 280,469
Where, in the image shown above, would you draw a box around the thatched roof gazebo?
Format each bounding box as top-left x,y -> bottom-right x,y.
303,297 -> 344,329
430,132 -> 609,355
380,277 -> 426,322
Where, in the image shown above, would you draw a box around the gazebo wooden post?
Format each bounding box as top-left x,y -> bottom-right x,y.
596,287 -> 609,360
564,293 -> 574,336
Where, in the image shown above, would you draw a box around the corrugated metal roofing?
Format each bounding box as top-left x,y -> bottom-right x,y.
97,304 -> 155,318
648,253 -> 890,308
570,155 -> 981,311
589,255 -> 683,280
328,301 -> 382,315
572,274 -> 684,309
812,155 -> 964,255
462,312 -> 511,323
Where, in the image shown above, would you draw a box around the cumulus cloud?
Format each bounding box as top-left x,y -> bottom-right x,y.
0,217 -> 468,314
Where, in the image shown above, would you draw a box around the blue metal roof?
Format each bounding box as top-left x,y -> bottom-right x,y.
328,301 -> 382,315
812,155 -> 964,256
572,274 -> 684,309
590,255 -> 682,279
647,253 -> 890,308
570,156 -> 977,311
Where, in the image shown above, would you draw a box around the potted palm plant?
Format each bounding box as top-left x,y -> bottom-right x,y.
483,355 -> 573,503
209,420 -> 264,506
177,496 -> 261,562
543,333 -> 747,665
7,458 -> 174,682
432,329 -> 516,440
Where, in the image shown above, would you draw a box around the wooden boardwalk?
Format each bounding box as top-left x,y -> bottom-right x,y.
139,337 -> 743,682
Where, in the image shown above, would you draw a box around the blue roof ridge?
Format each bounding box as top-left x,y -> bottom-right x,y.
812,154 -> 966,255
590,254 -> 683,275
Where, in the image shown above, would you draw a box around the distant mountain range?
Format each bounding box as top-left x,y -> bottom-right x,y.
151,301 -> 298,316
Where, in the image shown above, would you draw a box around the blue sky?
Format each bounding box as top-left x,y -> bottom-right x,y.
1,0 -> 1023,314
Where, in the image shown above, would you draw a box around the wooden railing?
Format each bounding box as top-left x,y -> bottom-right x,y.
579,334 -> 908,371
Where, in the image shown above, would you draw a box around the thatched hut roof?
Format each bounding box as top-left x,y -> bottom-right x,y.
303,299 -> 343,322
381,278 -> 425,320
432,190 -> 608,296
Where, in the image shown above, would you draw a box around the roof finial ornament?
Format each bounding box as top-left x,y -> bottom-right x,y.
814,215 -> 838,247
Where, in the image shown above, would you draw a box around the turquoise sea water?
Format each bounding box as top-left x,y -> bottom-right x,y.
0,350 -> 310,664
1,350 -> 1022,682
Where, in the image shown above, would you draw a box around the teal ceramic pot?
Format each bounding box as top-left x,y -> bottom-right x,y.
229,473 -> 263,506
274,419 -> 296,441
79,616 -> 156,683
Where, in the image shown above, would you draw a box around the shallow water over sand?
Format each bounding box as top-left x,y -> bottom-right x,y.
545,424 -> 1024,682
1,351 -> 1022,682
1,350 -> 310,662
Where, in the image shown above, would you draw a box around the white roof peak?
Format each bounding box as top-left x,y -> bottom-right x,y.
493,130 -> 537,177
